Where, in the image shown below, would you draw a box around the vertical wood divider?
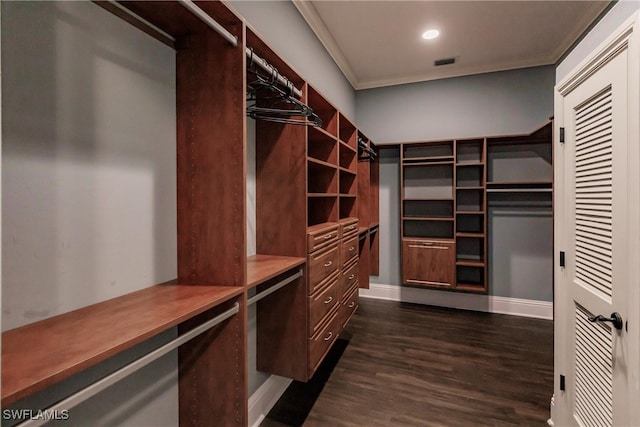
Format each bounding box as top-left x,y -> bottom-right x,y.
176,17 -> 247,426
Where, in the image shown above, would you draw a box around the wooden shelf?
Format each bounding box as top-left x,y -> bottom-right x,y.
456,211 -> 485,215
456,186 -> 484,190
403,217 -> 454,221
456,260 -> 485,267
308,157 -> 338,170
247,254 -> 306,289
456,283 -> 486,292
403,198 -> 454,201
456,232 -> 485,238
403,155 -> 454,162
339,166 -> 357,176
456,161 -> 484,167
308,193 -> 338,198
2,283 -> 243,406
359,227 -> 369,235
403,160 -> 454,166
486,181 -> 552,188
309,125 -> 338,141
339,140 -> 356,154
339,194 -> 357,198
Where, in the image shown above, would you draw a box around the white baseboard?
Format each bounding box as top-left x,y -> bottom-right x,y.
360,283 -> 553,320
248,375 -> 292,427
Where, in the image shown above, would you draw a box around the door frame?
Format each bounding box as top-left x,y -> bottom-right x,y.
553,11 -> 640,426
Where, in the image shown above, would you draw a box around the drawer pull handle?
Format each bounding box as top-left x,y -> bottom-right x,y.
324,261 -> 333,267
407,245 -> 448,250
348,274 -> 355,280
324,332 -> 333,341
323,234 -> 334,240
347,225 -> 356,230
348,246 -> 355,252
348,302 -> 355,308
324,296 -> 333,304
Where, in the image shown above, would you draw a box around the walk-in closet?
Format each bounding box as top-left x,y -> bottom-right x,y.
3,1 -> 632,426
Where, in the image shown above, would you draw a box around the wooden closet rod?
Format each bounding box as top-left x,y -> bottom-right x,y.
13,303 -> 240,427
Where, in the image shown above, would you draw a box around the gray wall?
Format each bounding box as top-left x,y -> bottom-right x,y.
2,1 -> 178,425
228,0 -> 356,120
356,65 -> 554,143
556,1 -> 640,83
363,66 -> 555,302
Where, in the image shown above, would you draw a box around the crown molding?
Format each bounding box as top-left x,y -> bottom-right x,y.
355,55 -> 556,90
292,0 -> 359,89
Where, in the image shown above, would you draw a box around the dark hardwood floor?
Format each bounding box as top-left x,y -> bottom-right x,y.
262,297 -> 553,427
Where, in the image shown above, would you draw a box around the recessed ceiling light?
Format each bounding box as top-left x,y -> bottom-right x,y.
422,29 -> 440,40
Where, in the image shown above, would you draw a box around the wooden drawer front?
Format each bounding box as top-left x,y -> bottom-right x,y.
308,309 -> 340,373
308,244 -> 339,294
340,261 -> 358,297
341,285 -> 359,327
402,239 -> 455,288
340,220 -> 358,239
341,236 -> 359,267
308,224 -> 340,253
308,275 -> 339,336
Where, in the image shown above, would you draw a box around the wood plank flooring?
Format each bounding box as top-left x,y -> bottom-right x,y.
262,297 -> 553,426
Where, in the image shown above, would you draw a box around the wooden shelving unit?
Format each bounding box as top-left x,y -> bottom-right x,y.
398,123 -> 552,294
3,2 -> 382,419
454,138 -> 487,292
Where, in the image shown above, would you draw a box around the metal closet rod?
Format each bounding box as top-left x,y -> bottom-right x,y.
247,269 -> 303,306
109,1 -> 303,99
16,302 -> 240,427
246,48 -> 303,99
178,0 -> 303,98
178,0 -> 239,47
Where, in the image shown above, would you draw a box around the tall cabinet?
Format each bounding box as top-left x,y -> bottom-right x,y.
399,122 -> 552,294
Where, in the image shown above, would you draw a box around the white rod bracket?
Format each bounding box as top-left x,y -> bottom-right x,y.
15,302 -> 240,427
247,269 -> 303,306
178,0 -> 238,47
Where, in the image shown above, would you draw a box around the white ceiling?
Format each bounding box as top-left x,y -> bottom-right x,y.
294,1 -> 610,90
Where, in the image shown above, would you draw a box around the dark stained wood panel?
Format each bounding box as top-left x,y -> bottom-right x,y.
2,283 -> 242,406
176,29 -> 245,286
247,254 -> 306,289
357,234 -> 370,289
267,298 -> 553,426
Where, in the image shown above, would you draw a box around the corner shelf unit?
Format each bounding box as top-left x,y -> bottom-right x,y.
398,122 -> 552,294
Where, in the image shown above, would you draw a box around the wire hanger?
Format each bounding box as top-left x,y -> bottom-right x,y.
246,52 -> 322,127
357,136 -> 377,160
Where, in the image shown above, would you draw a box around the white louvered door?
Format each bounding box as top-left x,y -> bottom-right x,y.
555,13 -> 640,427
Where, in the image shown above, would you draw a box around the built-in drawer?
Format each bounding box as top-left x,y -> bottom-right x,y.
308,244 -> 339,295
340,260 -> 358,297
341,285 -> 359,328
307,223 -> 340,253
340,218 -> 358,239
308,308 -> 340,374
402,239 -> 455,288
341,235 -> 359,267
308,274 -> 339,336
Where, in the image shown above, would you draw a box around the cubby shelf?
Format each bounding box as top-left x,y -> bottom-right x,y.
308,157 -> 338,170
403,160 -> 455,166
